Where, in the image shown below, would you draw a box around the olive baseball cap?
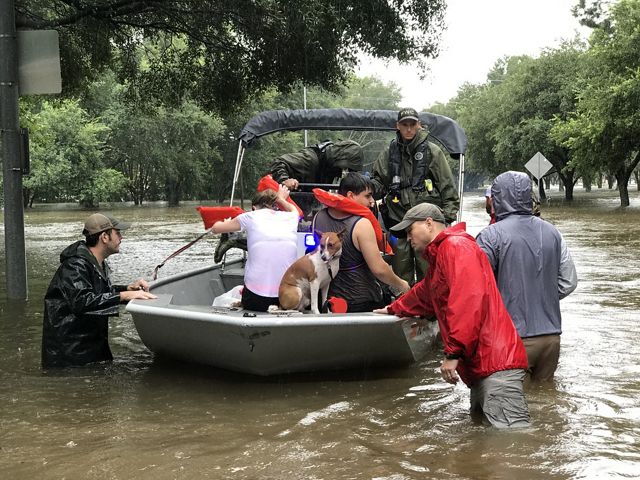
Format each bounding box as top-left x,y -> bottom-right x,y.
83,213 -> 131,236
390,203 -> 446,232
397,107 -> 420,123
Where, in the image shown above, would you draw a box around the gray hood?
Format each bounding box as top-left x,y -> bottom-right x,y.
491,171 -> 533,221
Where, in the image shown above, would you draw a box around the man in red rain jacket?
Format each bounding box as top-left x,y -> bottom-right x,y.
374,203 -> 530,428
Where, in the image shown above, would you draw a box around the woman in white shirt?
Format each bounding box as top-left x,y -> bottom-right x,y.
212,185 -> 299,311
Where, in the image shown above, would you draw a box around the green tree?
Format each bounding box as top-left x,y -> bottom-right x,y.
104,101 -> 225,206
431,83 -> 492,190
81,168 -> 128,207
15,0 -> 446,110
158,102 -> 226,206
552,0 -> 640,206
450,43 -> 586,200
22,100 -> 117,207
206,76 -> 404,201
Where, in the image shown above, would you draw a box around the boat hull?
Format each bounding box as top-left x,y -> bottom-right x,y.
127,260 -> 439,375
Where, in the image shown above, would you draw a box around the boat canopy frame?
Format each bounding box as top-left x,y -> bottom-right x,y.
230,108 -> 468,222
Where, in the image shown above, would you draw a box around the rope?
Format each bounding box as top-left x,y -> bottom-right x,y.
152,228 -> 213,280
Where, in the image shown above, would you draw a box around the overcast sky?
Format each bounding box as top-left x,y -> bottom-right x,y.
357,0 -> 592,109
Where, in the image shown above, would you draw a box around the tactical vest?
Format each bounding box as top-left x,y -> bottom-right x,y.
388,137 -> 432,193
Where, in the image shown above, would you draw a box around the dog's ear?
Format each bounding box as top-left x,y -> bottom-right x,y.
336,228 -> 347,240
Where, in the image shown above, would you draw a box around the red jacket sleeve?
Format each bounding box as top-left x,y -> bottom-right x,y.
438,239 -> 485,359
387,277 -> 434,318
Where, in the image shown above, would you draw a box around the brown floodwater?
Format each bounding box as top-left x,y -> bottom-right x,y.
1,188 -> 639,479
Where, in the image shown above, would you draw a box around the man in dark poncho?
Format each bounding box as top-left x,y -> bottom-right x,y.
42,213 -> 156,368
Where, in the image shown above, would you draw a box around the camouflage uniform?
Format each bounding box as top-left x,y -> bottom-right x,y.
371,128 -> 459,284
269,140 -> 363,186
269,139 -> 364,220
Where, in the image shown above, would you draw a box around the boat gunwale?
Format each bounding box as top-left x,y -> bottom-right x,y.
126,299 -> 428,328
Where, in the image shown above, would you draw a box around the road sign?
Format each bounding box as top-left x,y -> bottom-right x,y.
17,30 -> 62,95
525,152 -> 553,179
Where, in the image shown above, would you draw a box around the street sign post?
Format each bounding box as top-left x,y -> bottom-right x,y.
0,17 -> 62,299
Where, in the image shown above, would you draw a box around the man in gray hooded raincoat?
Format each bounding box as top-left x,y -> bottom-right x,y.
476,171 -> 578,382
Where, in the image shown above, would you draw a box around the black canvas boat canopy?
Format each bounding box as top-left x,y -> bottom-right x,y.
232,108 -> 468,221
238,108 -> 467,156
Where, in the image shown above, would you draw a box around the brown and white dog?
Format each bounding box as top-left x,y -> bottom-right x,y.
276,230 -> 344,314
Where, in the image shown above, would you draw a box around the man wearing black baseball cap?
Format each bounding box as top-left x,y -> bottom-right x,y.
42,213 -> 156,368
371,107 -> 459,285
376,204 -> 530,428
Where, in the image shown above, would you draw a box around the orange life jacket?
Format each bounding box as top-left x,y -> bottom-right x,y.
197,174 -> 303,229
312,188 -> 393,255
196,206 -> 245,229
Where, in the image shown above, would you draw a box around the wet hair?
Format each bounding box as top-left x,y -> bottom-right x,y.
251,189 -> 278,209
84,228 -> 113,247
338,172 -> 373,196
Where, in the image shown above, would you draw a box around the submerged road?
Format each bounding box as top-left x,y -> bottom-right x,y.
1,189 -> 639,479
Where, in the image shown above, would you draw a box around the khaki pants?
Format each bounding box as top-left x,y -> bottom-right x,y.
522,334 -> 561,382
391,237 -> 428,285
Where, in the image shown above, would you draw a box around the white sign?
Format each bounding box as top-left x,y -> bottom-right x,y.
18,30 -> 62,95
525,152 -> 553,179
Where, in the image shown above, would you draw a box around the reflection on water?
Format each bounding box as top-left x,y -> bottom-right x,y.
1,191 -> 639,479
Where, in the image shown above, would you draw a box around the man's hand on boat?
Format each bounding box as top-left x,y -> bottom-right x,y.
373,306 -> 390,314
128,279 -> 151,291
119,279 -> 157,301
282,178 -> 299,190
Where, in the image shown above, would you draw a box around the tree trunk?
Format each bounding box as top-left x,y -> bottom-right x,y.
634,170 -> 639,191
615,171 -> 630,207
582,174 -> 592,192
537,178 -> 546,200
22,188 -> 31,208
80,199 -> 98,209
561,171 -> 574,201
607,174 -> 615,189
614,152 -> 640,206
166,179 -> 181,207
167,191 -> 180,207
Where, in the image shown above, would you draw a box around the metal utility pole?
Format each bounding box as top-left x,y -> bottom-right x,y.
303,86 -> 308,147
0,0 -> 28,300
